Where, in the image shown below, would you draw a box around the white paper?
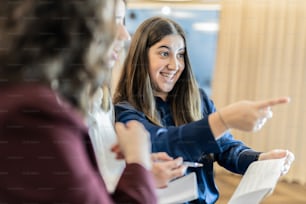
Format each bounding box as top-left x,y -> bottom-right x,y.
228,158 -> 285,204
156,172 -> 198,204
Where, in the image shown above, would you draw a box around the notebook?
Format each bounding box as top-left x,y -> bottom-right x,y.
156,172 -> 198,204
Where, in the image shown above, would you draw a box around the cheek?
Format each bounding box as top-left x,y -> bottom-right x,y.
148,64 -> 162,87
176,63 -> 185,74
148,58 -> 160,75
148,65 -> 157,81
150,59 -> 166,71
179,59 -> 185,69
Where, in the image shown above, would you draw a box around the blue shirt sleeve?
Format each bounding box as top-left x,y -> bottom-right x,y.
115,102 -> 220,162
115,89 -> 261,174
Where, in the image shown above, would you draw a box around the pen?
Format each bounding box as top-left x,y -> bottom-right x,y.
183,161 -> 203,168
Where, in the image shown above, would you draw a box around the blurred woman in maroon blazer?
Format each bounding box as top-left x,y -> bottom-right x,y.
0,0 -> 157,203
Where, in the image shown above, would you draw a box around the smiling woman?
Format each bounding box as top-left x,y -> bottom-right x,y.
148,34 -> 186,100
125,2 -> 220,96
113,16 -> 293,204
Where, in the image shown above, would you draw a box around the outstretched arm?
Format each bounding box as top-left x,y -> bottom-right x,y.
209,97 -> 290,138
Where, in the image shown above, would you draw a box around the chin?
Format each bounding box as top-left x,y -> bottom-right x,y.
160,87 -> 174,93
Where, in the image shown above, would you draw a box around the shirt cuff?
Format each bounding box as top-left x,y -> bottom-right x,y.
238,150 -> 262,174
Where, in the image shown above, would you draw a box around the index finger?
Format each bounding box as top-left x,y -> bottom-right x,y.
156,157 -> 183,169
256,97 -> 290,109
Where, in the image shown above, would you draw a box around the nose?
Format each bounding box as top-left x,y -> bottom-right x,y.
168,57 -> 180,71
118,24 -> 131,41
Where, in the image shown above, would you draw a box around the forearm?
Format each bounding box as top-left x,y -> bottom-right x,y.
151,119 -> 221,160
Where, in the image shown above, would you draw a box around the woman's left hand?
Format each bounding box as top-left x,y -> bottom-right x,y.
258,149 -> 295,175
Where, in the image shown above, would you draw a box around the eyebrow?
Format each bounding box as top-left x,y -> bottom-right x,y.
158,45 -> 170,49
157,45 -> 185,51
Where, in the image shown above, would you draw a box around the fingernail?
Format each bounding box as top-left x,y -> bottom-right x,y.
287,97 -> 291,102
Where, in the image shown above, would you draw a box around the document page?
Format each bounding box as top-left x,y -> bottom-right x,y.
156,172 -> 198,204
228,158 -> 285,204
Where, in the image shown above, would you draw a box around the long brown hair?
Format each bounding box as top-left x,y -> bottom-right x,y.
113,16 -> 202,126
0,0 -> 117,113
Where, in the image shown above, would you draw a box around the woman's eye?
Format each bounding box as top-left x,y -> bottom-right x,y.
178,53 -> 184,58
160,52 -> 169,57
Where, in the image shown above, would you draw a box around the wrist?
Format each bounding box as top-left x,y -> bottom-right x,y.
208,112 -> 229,139
217,111 -> 229,130
256,153 -> 262,161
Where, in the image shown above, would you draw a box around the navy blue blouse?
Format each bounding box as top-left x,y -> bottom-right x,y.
115,89 -> 260,204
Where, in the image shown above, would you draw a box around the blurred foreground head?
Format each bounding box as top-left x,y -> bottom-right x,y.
0,0 -> 117,112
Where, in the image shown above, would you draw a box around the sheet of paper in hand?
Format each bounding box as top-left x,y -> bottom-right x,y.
228,158 -> 286,204
156,172 -> 198,204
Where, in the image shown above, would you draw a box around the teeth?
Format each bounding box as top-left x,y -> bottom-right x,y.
161,73 -> 174,78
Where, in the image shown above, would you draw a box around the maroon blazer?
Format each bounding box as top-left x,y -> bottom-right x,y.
0,83 -> 157,204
